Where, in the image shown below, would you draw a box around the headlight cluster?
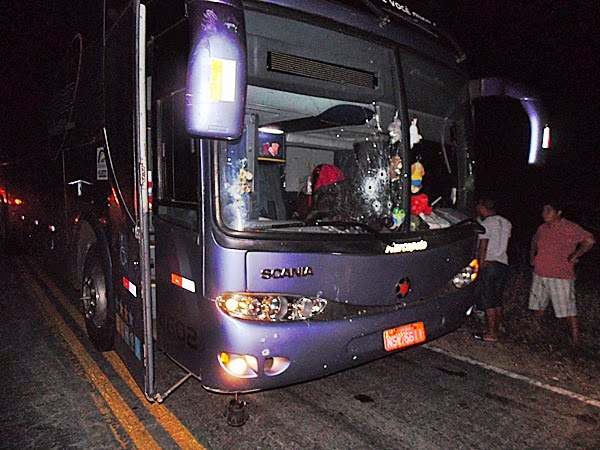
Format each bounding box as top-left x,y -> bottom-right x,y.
452,259 -> 479,288
217,293 -> 327,321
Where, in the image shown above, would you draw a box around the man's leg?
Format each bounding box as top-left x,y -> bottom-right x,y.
550,278 -> 578,345
485,306 -> 502,340
566,316 -> 580,345
474,263 -> 504,342
529,274 -> 549,331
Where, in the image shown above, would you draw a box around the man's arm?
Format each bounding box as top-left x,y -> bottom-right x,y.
530,233 -> 538,266
477,238 -> 489,267
568,235 -> 596,264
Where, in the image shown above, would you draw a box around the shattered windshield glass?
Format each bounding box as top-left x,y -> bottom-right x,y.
218,86 -> 404,234
217,57 -> 472,236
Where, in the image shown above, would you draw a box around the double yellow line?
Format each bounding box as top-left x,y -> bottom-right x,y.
20,259 -> 205,449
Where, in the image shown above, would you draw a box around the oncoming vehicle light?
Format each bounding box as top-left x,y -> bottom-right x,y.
452,259 -> 479,288
217,293 -> 327,321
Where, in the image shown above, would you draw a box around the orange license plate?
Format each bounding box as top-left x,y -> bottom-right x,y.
383,322 -> 426,351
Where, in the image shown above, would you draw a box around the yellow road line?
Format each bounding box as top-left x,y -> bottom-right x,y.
42,287 -> 129,448
105,351 -> 206,449
89,391 -> 130,448
22,268 -> 161,450
30,260 -> 206,450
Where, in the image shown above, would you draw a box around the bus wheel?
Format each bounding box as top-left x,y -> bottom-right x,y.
81,251 -> 115,351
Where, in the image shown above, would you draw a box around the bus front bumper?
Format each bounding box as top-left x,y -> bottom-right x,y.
200,285 -> 476,393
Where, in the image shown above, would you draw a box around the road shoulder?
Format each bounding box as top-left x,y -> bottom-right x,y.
429,328 -> 600,404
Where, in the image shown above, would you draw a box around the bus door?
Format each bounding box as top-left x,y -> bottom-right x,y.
106,0 -> 155,400
153,90 -> 205,374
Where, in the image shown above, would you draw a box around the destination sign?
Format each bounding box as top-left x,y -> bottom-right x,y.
377,0 -> 437,27
334,0 -> 439,29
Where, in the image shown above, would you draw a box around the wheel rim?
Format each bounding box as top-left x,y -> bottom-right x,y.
82,264 -> 107,328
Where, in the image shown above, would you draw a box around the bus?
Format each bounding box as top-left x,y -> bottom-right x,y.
31,0 -> 548,425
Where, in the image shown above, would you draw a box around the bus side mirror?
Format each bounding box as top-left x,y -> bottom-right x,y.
469,77 -> 550,166
185,0 -> 247,140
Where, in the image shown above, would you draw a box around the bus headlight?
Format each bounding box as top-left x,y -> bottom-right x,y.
452,259 -> 479,288
217,293 -> 327,321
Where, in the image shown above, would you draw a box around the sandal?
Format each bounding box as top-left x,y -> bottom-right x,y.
472,332 -> 498,343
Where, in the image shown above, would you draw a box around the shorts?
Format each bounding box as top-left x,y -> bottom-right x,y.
528,274 -> 577,318
478,261 -> 509,310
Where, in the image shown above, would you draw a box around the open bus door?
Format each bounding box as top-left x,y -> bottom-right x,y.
112,0 -> 247,401
132,2 -> 155,401
104,1 -> 155,401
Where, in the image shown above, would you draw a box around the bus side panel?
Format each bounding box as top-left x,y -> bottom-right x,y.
153,216 -> 206,375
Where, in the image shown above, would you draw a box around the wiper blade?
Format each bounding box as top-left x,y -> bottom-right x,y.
310,220 -> 381,236
259,219 -> 384,238
246,220 -> 304,230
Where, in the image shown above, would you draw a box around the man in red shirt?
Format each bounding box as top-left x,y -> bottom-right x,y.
529,202 -> 596,345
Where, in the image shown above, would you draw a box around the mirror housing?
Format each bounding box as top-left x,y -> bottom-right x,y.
470,77 -> 550,165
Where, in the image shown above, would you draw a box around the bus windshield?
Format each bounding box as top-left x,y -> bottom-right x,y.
216,10 -> 473,236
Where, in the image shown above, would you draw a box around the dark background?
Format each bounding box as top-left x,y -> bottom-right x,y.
1,0 -> 599,238
441,1 -> 600,240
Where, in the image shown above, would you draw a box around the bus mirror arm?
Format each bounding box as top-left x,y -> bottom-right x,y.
469,77 -> 550,166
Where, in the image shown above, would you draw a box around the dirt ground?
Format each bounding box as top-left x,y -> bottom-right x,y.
431,247 -> 600,402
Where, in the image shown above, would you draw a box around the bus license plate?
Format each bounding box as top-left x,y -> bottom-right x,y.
383,322 -> 426,351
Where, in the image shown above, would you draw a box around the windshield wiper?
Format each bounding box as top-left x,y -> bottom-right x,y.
258,217 -> 484,238
258,219 -> 386,239
311,220 -> 382,236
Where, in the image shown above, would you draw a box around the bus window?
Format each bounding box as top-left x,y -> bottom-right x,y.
401,52 -> 474,229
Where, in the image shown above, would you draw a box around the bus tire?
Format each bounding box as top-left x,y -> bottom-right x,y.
81,250 -> 115,351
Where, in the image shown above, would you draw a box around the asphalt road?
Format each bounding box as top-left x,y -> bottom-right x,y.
1,251 -> 598,449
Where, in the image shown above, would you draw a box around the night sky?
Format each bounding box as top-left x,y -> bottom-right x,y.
1,1 -> 74,158
1,1 -> 599,228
